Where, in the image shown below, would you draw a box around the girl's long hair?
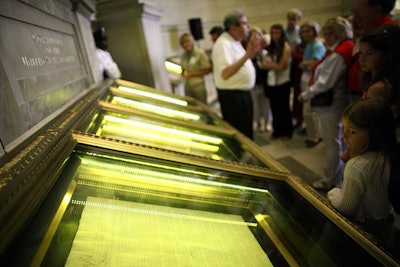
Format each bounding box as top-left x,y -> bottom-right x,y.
343,97 -> 397,157
268,24 -> 287,62
360,24 -> 400,98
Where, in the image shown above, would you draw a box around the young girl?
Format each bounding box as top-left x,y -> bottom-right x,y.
327,98 -> 397,252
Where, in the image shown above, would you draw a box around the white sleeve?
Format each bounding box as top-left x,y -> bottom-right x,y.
327,187 -> 343,208
96,49 -> 122,79
332,160 -> 365,217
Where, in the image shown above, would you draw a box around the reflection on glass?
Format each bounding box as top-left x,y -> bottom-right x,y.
86,111 -> 267,165
71,198 -> 258,226
98,114 -> 223,157
117,85 -> 188,107
164,60 -> 183,74
82,110 -> 269,165
101,115 -> 221,144
111,96 -> 200,121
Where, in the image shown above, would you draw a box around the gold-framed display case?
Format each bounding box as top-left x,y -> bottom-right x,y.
0,80 -> 399,266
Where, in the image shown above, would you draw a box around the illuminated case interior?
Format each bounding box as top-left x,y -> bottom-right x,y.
4,144 -> 391,266
73,79 -> 279,168
105,79 -> 221,126
81,108 -> 267,167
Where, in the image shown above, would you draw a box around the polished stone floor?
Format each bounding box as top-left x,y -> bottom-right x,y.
253,129 -> 325,186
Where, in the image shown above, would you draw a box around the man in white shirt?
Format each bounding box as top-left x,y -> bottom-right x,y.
93,27 -> 121,79
211,10 -> 262,139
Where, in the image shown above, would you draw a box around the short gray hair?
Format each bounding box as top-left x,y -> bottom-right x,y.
223,10 -> 246,31
322,16 -> 353,40
287,8 -> 302,20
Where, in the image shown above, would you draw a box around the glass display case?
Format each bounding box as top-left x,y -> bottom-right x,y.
103,79 -> 223,127
78,106 -> 268,167
3,144 -> 397,266
80,79 -> 281,169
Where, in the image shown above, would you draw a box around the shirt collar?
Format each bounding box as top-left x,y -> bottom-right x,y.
373,15 -> 398,28
327,40 -> 340,51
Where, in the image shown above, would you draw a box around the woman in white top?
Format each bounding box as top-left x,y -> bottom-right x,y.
262,24 -> 293,140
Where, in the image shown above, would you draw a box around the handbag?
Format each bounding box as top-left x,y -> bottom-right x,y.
310,89 -> 333,106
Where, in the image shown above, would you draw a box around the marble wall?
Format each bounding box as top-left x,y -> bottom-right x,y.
141,0 -> 349,57
0,0 -> 96,153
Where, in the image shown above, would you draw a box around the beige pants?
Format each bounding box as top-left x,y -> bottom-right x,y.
185,81 -> 207,104
301,80 -> 321,141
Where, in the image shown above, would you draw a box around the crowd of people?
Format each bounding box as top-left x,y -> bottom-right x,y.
176,0 -> 400,258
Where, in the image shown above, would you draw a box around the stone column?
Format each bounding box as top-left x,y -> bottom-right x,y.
96,0 -> 172,92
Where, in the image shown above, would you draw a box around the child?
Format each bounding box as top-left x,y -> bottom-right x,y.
327,98 -> 397,252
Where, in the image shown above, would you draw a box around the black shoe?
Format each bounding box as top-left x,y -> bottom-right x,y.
305,138 -> 322,148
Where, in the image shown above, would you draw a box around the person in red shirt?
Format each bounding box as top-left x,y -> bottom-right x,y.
347,0 -> 398,103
